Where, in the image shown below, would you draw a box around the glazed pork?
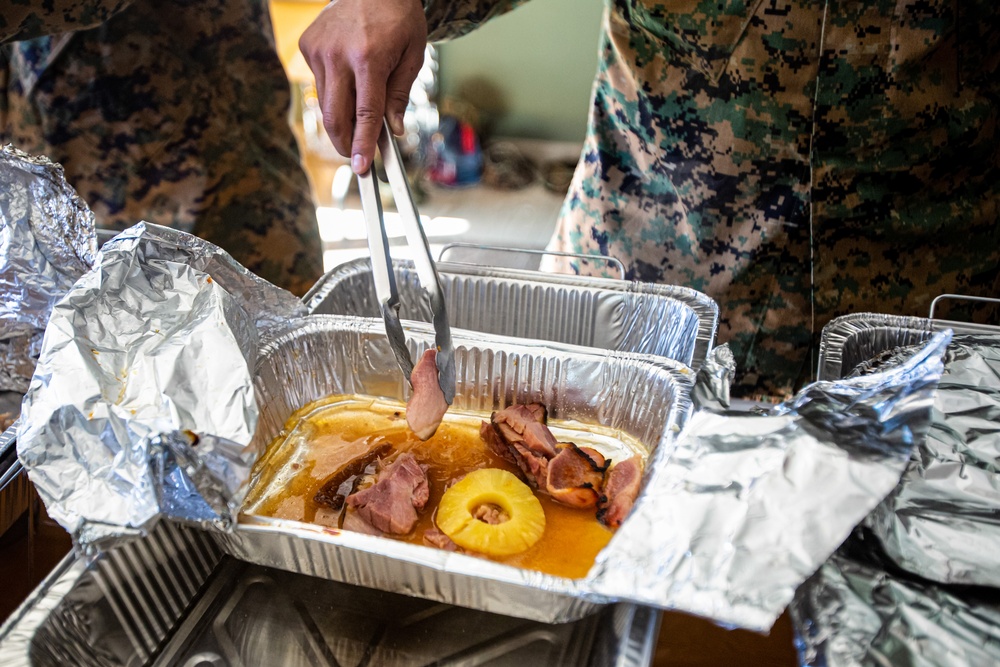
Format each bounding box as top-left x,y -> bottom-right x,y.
546,444 -> 608,509
481,404 -> 554,488
597,456 -> 642,528
479,403 -> 643,526
406,349 -> 449,440
345,452 -> 430,534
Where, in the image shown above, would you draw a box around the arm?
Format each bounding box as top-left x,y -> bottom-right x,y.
0,0 -> 134,43
425,0 -> 527,42
298,0 -> 528,174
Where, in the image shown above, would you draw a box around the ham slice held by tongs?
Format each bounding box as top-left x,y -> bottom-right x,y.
358,119 -> 456,439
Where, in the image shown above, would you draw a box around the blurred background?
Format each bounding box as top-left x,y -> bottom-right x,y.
270,0 -> 604,271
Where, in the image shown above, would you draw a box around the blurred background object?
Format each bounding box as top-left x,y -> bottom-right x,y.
268,0 -> 600,272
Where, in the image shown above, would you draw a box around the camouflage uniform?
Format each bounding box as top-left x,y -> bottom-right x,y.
428,1 -> 1000,399
1,0 -> 323,296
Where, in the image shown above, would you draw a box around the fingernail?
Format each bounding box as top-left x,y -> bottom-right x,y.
352,153 -> 367,173
390,113 -> 405,135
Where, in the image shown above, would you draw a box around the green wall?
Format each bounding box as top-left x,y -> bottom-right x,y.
436,0 -> 604,142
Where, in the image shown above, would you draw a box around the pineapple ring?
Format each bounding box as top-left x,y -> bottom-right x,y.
437,469 -> 546,556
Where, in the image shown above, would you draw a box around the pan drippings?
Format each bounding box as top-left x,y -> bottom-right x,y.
243,395 -> 645,578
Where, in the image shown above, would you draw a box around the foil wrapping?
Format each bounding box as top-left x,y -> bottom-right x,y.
0,146 -> 97,392
820,314 -> 1000,587
17,220 -> 305,547
864,335 -> 1000,588
792,543 -> 1000,667
691,343 -> 736,412
586,330 -> 951,630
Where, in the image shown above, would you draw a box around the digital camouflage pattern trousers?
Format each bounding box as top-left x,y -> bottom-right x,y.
428,0 -> 1000,399
1,0 -> 324,296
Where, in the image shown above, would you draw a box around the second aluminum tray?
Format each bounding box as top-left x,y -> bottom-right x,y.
304,258 -> 718,371
0,521 -> 660,667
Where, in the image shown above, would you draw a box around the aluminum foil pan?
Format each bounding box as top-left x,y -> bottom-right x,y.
0,420 -> 30,538
0,519 -> 660,667
819,313 -> 1000,588
817,311 -> 997,381
0,146 -> 97,393
304,257 -> 719,370
217,316 -> 947,629
219,314 -> 694,624
791,543 -> 1000,667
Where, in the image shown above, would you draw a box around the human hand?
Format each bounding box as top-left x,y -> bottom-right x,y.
299,0 -> 427,174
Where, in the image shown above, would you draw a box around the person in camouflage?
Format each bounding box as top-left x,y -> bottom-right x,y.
1,0 -> 324,296
311,0 -> 999,399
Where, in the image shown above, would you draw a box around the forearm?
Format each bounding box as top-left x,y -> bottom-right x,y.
0,0 -> 133,43
424,0 -> 530,41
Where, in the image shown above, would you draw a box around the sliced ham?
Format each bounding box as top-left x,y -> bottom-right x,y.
493,405 -> 558,458
342,508 -> 384,536
473,503 -> 510,525
480,420 -> 524,471
478,404 -> 560,489
481,416 -> 547,488
525,403 -> 548,424
597,456 -> 643,528
546,443 -> 608,508
345,452 -> 429,534
314,443 -> 392,510
406,349 -> 449,440
511,442 -> 549,489
423,527 -> 462,551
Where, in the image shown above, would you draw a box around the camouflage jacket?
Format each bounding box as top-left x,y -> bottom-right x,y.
0,0 -> 323,296
428,0 -> 1000,398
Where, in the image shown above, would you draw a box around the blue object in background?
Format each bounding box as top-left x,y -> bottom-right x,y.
428,115 -> 483,187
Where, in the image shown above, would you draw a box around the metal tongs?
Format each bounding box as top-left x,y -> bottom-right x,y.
357,119 -> 456,404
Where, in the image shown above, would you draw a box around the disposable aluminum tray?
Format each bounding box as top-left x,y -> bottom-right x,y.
1,389 -> 27,538
304,258 -> 718,371
218,315 -> 693,624
0,520 -> 661,667
817,311 -> 998,381
1,422 -> 30,538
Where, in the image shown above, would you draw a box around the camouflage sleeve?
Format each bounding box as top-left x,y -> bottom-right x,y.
424,0 -> 531,41
0,0 -> 133,44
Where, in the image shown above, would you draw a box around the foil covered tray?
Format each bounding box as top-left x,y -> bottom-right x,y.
817,312 -> 1000,587
304,258 -> 718,371
817,311 -> 997,381
792,542 -> 1000,667
0,519 -> 661,667
792,312 -> 1000,665
217,315 -> 694,624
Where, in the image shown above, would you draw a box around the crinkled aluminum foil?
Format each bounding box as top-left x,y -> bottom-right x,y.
0,146 -> 97,392
691,343 -> 736,412
818,315 -> 1000,589
792,542 -> 1000,667
864,335 -> 1000,588
17,220 -> 305,547
586,330 -> 951,631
